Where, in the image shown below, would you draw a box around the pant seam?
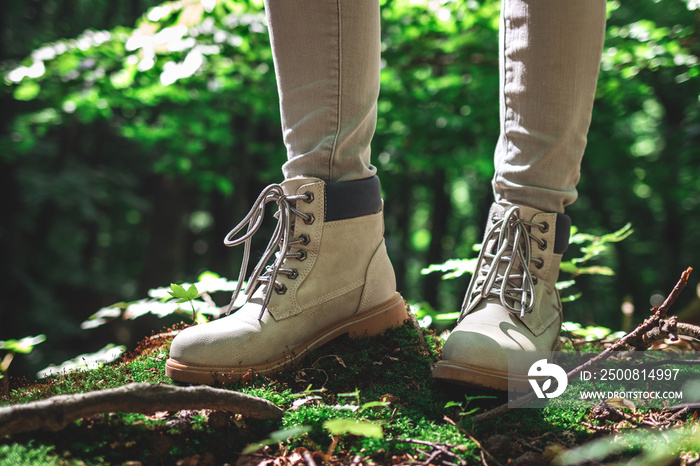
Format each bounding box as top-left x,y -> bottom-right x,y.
498,0 -> 511,197
328,0 -> 342,181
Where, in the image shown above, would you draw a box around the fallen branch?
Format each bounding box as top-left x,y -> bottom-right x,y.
624,267 -> 694,350
642,320 -> 700,345
0,382 -> 283,437
475,268 -> 693,422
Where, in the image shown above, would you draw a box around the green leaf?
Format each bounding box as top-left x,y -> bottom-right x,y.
561,293 -> 583,303
421,258 -> 477,280
565,325 -> 614,341
562,322 -> 582,331
434,312 -> 461,321
559,264 -> 615,276
168,283 -> 188,299
269,426 -> 311,443
338,389 -> 361,399
556,280 -> 577,291
186,284 -> 199,299
14,81 -> 41,101
0,335 -> 46,354
323,419 -> 384,439
37,343 -> 125,378
461,407 -> 481,416
198,270 -> 220,282
360,401 -> 391,411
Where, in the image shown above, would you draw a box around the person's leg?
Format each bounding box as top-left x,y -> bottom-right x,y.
493,0 -> 606,214
434,0 -> 606,390
268,0 -> 380,182
166,0 -> 406,384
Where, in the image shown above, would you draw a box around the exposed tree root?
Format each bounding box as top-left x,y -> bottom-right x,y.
0,382 -> 283,437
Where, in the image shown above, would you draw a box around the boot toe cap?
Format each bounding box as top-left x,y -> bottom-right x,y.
441,305 -> 559,375
169,315 -> 262,368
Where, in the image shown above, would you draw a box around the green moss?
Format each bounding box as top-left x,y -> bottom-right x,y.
1,322 -> 693,464
0,442 -> 63,466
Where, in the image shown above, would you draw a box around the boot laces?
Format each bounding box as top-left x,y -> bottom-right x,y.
459,206 -> 548,320
223,184 -> 313,320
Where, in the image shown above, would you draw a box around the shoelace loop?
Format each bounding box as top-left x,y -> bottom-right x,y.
223,184 -> 312,320
459,206 -> 548,320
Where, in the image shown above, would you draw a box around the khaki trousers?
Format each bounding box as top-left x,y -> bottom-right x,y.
264,0 -> 606,213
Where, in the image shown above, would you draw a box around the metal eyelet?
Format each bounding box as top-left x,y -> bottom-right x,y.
538,239 -> 548,251
303,213 -> 315,225
274,283 -> 287,295
303,191 -> 314,203
533,276 -> 539,285
287,269 -> 298,280
296,250 -> 307,261
297,233 -> 310,245
534,258 -> 544,269
539,222 -> 549,233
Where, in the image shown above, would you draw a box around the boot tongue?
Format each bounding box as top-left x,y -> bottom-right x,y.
480,202 -> 540,310
492,201 -> 540,222
281,177 -> 321,196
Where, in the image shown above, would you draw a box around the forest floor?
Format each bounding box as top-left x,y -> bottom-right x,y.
2,308 -> 700,466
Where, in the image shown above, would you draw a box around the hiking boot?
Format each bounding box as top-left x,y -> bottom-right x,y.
166,176 -> 407,384
433,202 -> 570,391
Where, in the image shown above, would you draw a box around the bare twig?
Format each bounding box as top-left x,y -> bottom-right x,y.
475,268 -> 693,422
665,407 -> 689,425
301,448 -> 317,466
644,321 -> 700,343
326,435 -> 340,457
0,382 -> 283,437
480,450 -> 488,466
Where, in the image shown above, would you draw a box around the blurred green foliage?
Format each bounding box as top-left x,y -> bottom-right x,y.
0,335 -> 45,392
1,0 -> 700,376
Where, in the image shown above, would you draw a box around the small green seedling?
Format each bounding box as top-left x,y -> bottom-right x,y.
168,283 -> 201,322
445,394 -> 497,418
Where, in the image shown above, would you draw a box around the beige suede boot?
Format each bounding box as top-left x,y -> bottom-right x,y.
166,176 -> 407,384
433,202 -> 570,391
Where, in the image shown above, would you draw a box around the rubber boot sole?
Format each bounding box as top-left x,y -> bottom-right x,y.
165,292 -> 408,384
433,339 -> 562,392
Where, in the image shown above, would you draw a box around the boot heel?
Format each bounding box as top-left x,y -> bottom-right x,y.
346,293 -> 408,338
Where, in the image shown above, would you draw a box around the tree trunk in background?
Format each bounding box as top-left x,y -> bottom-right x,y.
139,175 -> 192,295
131,0 -> 143,24
391,167 -> 412,296
656,84 -> 685,294
0,0 -> 6,60
0,163 -> 21,340
423,169 -> 450,307
210,189 -> 234,275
